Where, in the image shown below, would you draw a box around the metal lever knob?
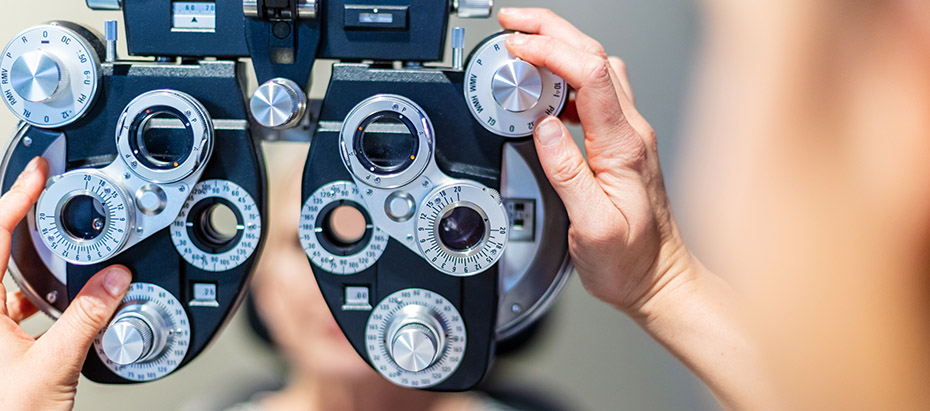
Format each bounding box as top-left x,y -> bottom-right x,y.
454,0 -> 494,18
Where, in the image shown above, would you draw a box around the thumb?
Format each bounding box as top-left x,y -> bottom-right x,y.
33,266 -> 132,372
534,116 -> 610,226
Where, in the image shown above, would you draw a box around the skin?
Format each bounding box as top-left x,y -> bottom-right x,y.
3,2 -> 930,409
0,157 -> 132,411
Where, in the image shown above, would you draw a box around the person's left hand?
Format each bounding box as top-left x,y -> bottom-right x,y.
0,157 -> 132,411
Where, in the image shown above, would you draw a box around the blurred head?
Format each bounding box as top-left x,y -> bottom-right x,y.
250,143 -> 377,381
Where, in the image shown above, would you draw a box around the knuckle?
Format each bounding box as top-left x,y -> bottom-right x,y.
609,57 -> 627,73
583,56 -> 613,89
550,155 -> 588,187
70,295 -> 111,330
586,41 -> 607,58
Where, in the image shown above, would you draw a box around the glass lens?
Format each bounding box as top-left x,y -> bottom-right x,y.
359,113 -> 416,173
134,109 -> 193,169
61,195 -> 107,240
438,206 -> 486,252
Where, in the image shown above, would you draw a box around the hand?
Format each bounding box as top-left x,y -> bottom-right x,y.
0,157 -> 132,411
499,8 -> 695,317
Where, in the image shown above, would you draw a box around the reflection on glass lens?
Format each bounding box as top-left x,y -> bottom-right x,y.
439,206 -> 486,252
359,113 -> 416,173
61,195 -> 107,240
133,109 -> 193,170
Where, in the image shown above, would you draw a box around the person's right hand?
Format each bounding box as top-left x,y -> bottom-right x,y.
0,157 -> 132,411
499,8 -> 697,317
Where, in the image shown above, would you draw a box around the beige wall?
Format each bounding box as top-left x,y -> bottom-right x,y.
1,1 -> 711,410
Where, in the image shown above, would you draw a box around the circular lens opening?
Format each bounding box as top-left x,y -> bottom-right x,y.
357,113 -> 418,174
132,108 -> 194,170
199,203 -> 240,246
60,195 -> 107,241
438,206 -> 486,253
323,205 -> 367,247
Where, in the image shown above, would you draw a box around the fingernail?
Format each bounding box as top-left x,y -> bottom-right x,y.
507,32 -> 528,46
103,267 -> 132,298
499,7 -> 517,15
536,117 -> 564,147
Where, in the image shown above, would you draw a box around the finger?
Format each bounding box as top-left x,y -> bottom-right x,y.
498,8 -> 606,56
607,57 -> 657,150
533,116 -> 613,230
7,290 -> 38,323
609,57 -> 635,104
33,266 -> 131,371
0,282 -> 6,318
0,157 -> 49,279
505,34 -> 640,166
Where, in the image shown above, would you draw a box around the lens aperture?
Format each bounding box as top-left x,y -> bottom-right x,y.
357,112 -> 418,174
61,194 -> 107,240
131,107 -> 194,170
438,206 -> 486,253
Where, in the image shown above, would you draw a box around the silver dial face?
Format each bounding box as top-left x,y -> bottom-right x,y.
464,32 -> 568,138
300,181 -> 388,275
339,95 -> 435,189
0,24 -> 101,128
35,171 -> 132,265
93,282 -> 191,382
366,288 -> 466,389
415,183 -> 509,277
171,179 -> 262,272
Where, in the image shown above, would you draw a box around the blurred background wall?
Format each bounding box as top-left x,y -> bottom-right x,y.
0,1 -> 712,409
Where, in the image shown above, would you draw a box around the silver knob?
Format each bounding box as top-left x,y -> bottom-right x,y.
250,78 -> 307,130
454,0 -> 493,18
491,60 -> 543,113
243,0 -> 317,19
102,316 -> 153,365
86,0 -> 121,10
391,323 -> 440,372
10,51 -> 65,104
101,304 -> 170,365
385,305 -> 446,373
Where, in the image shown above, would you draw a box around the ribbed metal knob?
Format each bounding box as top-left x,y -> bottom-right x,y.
390,323 -> 440,372
491,60 -> 543,113
85,0 -> 121,10
454,0 -> 493,18
102,316 -> 155,365
250,78 -> 307,130
10,51 -> 65,103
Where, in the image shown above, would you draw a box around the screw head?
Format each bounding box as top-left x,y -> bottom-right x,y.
23,137 -> 33,147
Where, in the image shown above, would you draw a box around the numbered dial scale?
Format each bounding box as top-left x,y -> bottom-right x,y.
300,181 -> 388,275
416,183 -> 509,277
171,180 -> 262,272
464,32 -> 568,138
93,283 -> 191,381
35,171 -> 132,264
366,288 -> 467,388
0,23 -> 102,128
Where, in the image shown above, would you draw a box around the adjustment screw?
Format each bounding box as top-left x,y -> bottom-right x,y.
46,290 -> 57,304
22,137 -> 32,147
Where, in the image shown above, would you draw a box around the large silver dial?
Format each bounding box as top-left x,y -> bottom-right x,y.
0,23 -> 102,128
93,282 -> 191,381
171,180 -> 261,272
464,32 -> 568,138
415,183 -> 509,276
35,171 -> 132,265
366,288 -> 466,388
300,181 -> 388,275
